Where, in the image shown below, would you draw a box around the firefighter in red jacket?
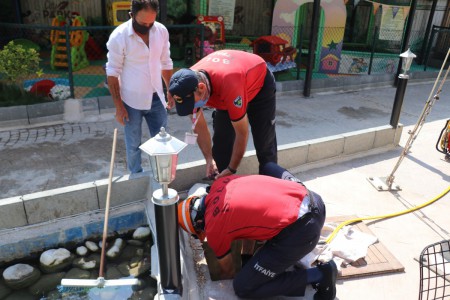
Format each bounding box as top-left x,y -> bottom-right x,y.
168,50 -> 277,180
178,162 -> 337,300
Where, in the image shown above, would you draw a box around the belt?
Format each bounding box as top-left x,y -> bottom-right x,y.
297,190 -> 315,219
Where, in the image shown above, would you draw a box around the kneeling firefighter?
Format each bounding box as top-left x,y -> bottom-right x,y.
177,162 -> 338,300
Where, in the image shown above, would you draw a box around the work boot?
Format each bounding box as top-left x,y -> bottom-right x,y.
313,259 -> 337,300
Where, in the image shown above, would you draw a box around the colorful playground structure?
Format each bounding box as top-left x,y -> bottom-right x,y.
50,15 -> 89,72
107,1 -> 131,26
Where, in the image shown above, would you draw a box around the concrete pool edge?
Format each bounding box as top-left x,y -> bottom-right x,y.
0,123 -> 403,299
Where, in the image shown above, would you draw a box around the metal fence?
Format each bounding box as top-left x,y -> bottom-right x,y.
0,22 -> 203,100
423,25 -> 450,71
272,25 -> 432,77
0,21 -> 446,100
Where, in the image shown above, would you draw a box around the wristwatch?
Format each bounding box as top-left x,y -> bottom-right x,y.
227,166 -> 237,174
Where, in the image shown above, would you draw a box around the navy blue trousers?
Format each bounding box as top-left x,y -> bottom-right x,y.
232,192 -> 326,298
212,69 -> 277,173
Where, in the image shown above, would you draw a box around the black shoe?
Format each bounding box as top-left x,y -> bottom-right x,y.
313,259 -> 337,300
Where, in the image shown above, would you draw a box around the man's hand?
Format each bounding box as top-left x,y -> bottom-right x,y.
115,106 -> 129,126
166,91 -> 175,110
107,75 -> 128,125
215,115 -> 249,179
215,167 -> 234,179
206,159 -> 219,179
217,254 -> 236,280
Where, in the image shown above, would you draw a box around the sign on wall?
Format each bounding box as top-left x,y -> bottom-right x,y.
208,0 -> 236,30
379,6 -> 408,41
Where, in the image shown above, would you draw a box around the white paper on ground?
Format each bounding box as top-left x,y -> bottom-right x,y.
188,183 -> 210,198
299,223 -> 378,269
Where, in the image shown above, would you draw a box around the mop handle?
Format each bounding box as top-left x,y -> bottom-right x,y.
99,128 -> 118,278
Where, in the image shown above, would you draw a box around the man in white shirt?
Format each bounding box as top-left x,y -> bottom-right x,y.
106,0 -> 173,173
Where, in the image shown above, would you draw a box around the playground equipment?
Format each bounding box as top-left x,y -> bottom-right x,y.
50,15 -> 89,71
250,35 -> 297,66
195,15 -> 225,59
107,1 -> 131,26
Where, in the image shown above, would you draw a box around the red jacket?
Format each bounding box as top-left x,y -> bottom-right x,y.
204,175 -> 308,258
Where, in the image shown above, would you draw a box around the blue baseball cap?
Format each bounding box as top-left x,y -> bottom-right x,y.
169,68 -> 199,116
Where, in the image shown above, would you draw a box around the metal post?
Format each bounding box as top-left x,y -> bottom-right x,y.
368,26 -> 378,75
419,0 -> 438,65
394,0 -> 417,86
64,24 -> 75,99
296,24 -> 303,80
152,185 -> 182,297
304,0 -> 321,97
390,74 -> 409,128
14,0 -> 22,24
159,0 -> 167,23
424,26 -> 438,71
101,0 -> 108,25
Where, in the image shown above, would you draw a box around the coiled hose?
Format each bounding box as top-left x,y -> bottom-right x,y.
325,185 -> 450,244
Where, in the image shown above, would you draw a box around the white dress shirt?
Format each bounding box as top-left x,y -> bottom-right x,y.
106,19 -> 173,110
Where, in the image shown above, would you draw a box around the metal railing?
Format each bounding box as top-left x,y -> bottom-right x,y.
0,22 -> 203,100
0,21 -> 446,100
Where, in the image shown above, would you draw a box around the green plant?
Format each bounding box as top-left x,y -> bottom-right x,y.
0,41 -> 43,82
0,81 -> 49,107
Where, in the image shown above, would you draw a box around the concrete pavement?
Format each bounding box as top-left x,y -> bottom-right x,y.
0,77 -> 449,299
195,119 -> 450,300
0,79 -> 448,198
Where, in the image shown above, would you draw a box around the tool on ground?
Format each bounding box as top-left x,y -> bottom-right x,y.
436,119 -> 450,160
368,48 -> 450,191
60,128 -> 139,288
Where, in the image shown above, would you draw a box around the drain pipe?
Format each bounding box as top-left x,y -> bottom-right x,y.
140,128 -> 187,298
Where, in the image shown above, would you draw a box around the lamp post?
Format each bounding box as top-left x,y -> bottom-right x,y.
140,127 -> 187,298
390,49 -> 416,128
368,49 -> 417,191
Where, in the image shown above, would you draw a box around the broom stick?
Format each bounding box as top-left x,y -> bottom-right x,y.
99,127 -> 118,278
61,128 -> 138,288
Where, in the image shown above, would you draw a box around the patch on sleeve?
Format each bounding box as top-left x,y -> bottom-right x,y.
233,96 -> 243,108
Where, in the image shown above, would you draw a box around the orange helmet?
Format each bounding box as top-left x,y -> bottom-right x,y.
178,195 -> 206,241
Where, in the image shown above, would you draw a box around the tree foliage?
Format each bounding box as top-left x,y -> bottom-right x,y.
0,41 -> 43,82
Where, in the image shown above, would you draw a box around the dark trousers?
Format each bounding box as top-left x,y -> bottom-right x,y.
233,192 -> 326,298
212,69 -> 277,174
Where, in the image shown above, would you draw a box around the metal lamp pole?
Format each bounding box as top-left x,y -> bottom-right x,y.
390,49 -> 417,128
368,49 -> 417,191
152,184 -> 182,297
140,128 -> 187,298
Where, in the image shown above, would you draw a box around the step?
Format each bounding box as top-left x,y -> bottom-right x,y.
55,54 -> 67,59
53,62 -> 68,67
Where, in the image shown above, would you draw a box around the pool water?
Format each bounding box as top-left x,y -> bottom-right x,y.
0,209 -> 158,300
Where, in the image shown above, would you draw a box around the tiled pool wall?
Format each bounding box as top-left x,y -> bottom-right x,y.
0,202 -> 148,265
0,171 -> 153,264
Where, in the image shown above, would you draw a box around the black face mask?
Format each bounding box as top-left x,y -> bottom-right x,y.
132,18 -> 151,35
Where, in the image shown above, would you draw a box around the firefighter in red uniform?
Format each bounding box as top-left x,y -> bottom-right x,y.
178,162 -> 337,300
168,50 -> 277,179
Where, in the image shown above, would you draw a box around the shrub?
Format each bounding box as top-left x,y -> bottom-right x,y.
0,41 -> 46,107
0,40 -> 43,82
0,81 -> 49,107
